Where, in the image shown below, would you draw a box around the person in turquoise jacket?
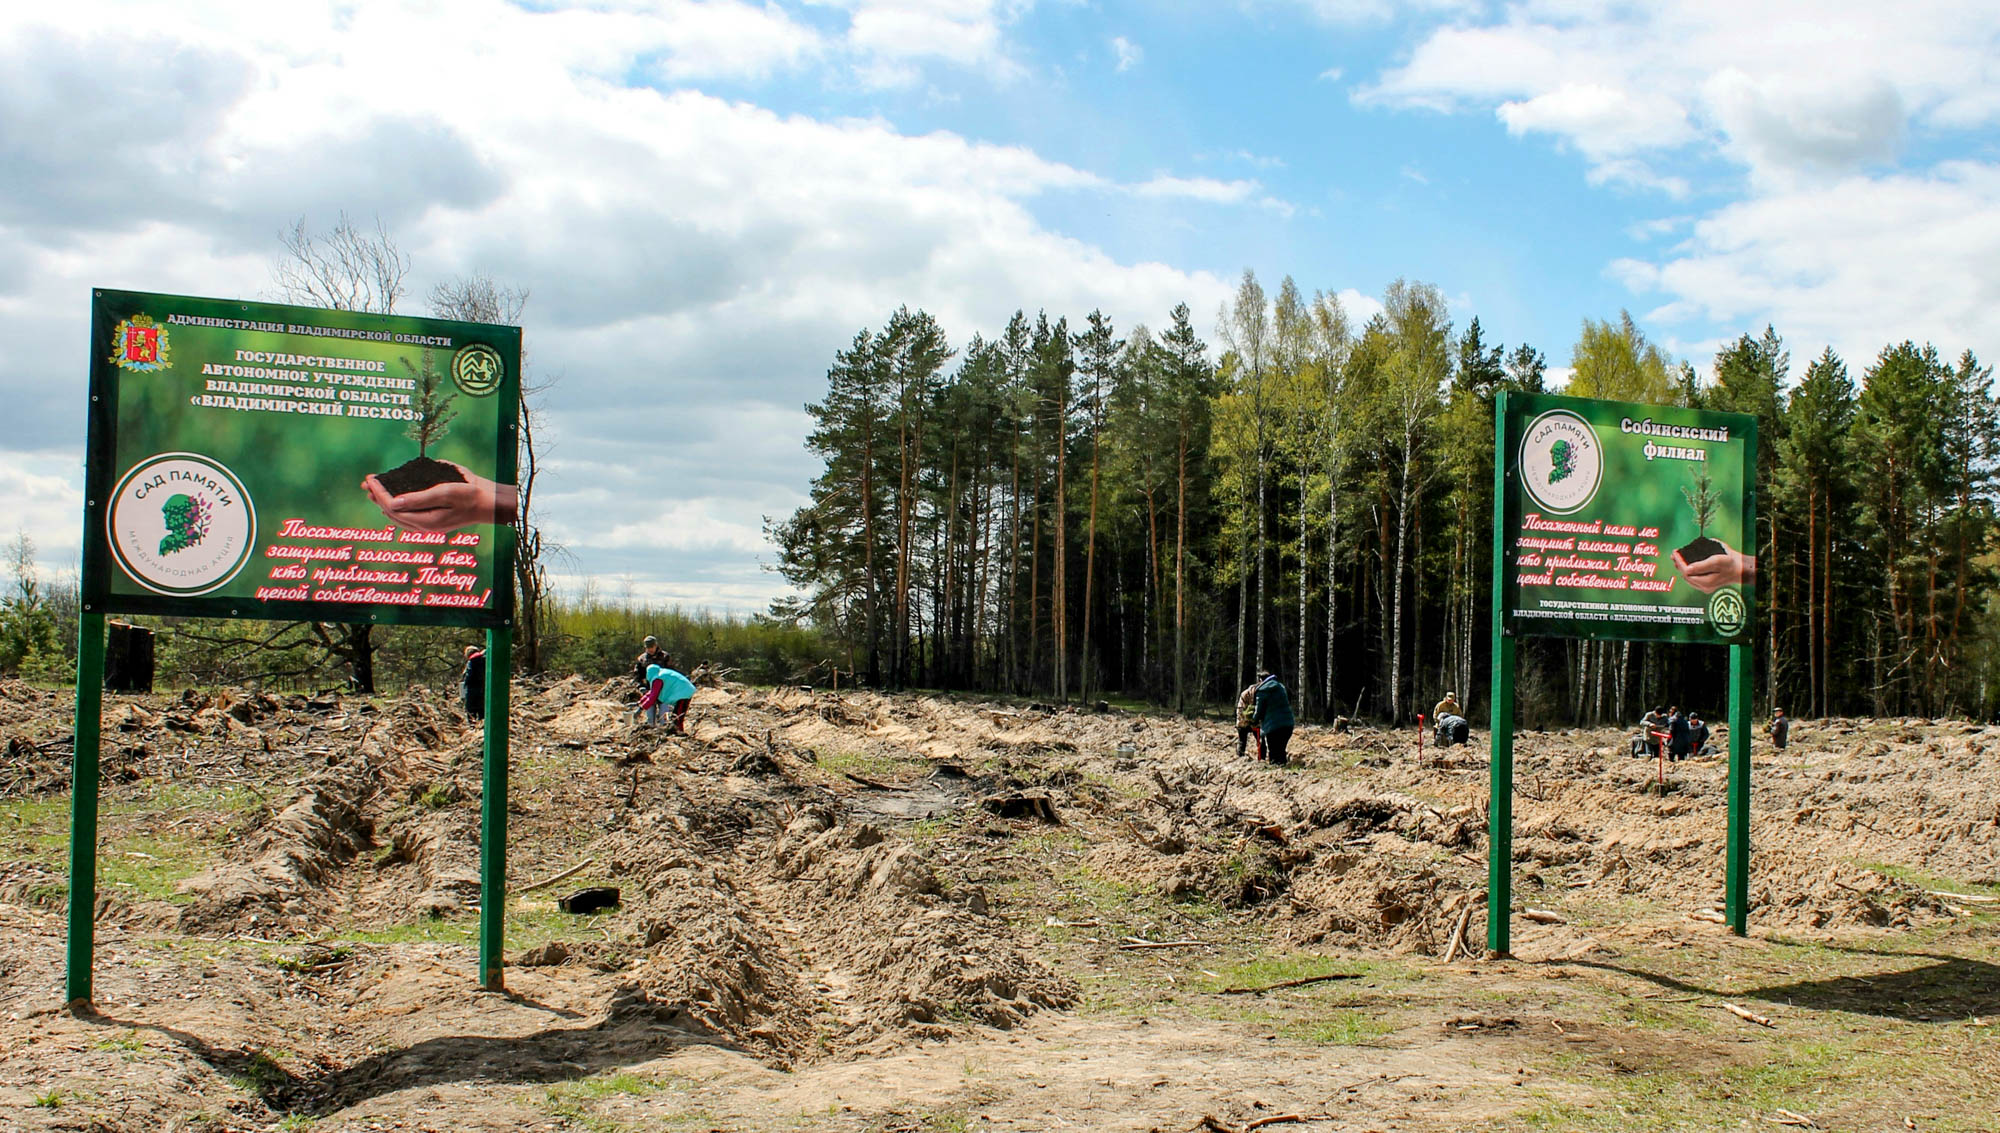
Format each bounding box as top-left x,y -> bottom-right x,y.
637,664 -> 697,733
1252,668 -> 1295,766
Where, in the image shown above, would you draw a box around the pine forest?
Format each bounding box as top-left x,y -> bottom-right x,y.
771,271 -> 2000,725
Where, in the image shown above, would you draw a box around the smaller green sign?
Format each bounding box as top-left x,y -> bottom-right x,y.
1500,391 -> 1757,645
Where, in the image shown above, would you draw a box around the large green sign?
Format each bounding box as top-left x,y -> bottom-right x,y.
82,289 -> 521,628
1500,391 -> 1756,644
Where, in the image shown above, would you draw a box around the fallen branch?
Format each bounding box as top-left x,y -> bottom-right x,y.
1197,1114 -> 1338,1133
842,771 -> 894,790
1928,890 -> 1998,903
1119,937 -> 1204,951
1688,908 -> 1727,923
1723,1002 -> 1775,1027
1443,898 -> 1479,962
519,857 -> 596,894
1218,972 -> 1362,995
1771,1107 -> 1821,1128
1522,908 -> 1565,925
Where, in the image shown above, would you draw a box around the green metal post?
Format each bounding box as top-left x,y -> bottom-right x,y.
1725,415 -> 1757,936
479,626 -> 512,990
1487,392 -> 1515,957
66,612 -> 107,1006
1725,644 -> 1752,934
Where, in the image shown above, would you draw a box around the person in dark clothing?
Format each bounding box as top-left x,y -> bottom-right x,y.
1667,705 -> 1691,761
1769,708 -> 1790,749
1252,669 -> 1295,766
1687,712 -> 1710,758
461,645 -> 486,722
633,636 -> 671,688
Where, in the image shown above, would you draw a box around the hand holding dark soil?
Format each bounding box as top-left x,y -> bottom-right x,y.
1673,540 -> 1755,593
362,461 -> 518,533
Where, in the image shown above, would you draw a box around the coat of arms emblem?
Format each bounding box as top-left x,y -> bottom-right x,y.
109,314 -> 171,373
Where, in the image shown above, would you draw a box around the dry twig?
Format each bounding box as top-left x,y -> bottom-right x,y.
1723,1002 -> 1775,1027
519,857 -> 595,894
1217,973 -> 1361,996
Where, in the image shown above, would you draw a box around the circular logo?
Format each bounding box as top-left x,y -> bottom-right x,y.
107,453 -> 255,596
1519,410 -> 1603,514
451,343 -> 504,397
1707,588 -> 1748,637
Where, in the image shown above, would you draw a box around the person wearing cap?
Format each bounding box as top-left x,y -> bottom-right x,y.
1432,691 -> 1461,722
1252,668 -> 1296,766
633,636 -> 671,688
1768,707 -> 1790,749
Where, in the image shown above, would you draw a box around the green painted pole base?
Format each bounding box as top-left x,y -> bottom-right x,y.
1486,633 -> 1515,957
1725,644 -> 1752,935
479,626 -> 512,991
1486,391 -> 1515,959
66,612 -> 107,1007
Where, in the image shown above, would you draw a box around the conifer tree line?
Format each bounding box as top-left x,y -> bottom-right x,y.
772,271 -> 2000,723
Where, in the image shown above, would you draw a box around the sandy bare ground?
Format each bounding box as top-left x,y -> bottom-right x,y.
2,677 -> 1997,1132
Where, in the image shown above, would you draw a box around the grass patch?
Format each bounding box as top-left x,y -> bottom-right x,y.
1196,953 -> 1403,995
227,1049 -> 292,1094
337,900 -> 591,950
1280,1011 -> 1394,1046
541,1070 -> 693,1132
1860,861 -> 2000,902
815,748 -> 929,783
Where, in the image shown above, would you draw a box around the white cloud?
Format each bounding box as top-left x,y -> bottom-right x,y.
813,0 -> 1033,86
1354,2 -> 2000,377
0,450 -> 85,579
1616,162 -> 2000,375
0,0 -> 1241,613
1359,2 -> 2000,187
1111,35 -> 1142,73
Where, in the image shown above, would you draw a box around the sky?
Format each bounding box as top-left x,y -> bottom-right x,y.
5,1 -> 1999,615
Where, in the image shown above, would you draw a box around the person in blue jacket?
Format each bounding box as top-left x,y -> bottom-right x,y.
637,663 -> 697,734
1252,668 -> 1295,766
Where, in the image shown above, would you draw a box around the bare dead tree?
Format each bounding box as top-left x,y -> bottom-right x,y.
276,213 -> 410,316
428,275 -> 554,674
272,213 -> 411,693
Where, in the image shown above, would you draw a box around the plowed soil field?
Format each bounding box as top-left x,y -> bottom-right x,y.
3,677 -> 1996,1132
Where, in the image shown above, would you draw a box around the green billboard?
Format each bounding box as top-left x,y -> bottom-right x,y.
1499,391 -> 1756,644
82,289 -> 521,628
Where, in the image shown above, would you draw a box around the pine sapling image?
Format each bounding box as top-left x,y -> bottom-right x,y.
157,494 -> 210,555
1677,467 -> 1724,564
1549,438 -> 1578,484
372,349 -> 466,496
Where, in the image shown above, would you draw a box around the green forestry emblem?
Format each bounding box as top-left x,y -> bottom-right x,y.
1707,588 -> 1747,636
451,343 -> 503,397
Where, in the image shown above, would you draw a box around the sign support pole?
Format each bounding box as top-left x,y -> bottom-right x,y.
1487,392 -> 1514,957
1725,648 -> 1751,934
66,611 -> 106,1006
479,626 -> 512,991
